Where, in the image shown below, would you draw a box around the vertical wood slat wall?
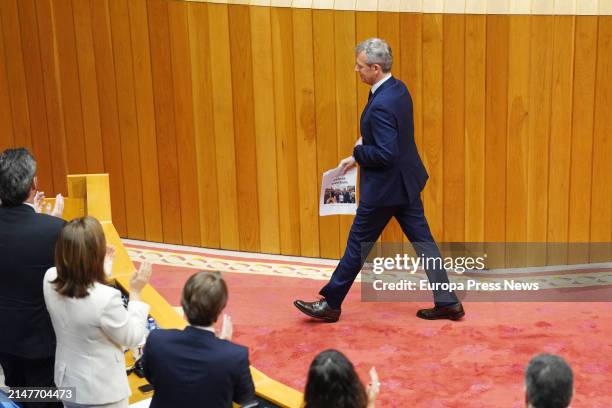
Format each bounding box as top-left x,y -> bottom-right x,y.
0,0 -> 610,260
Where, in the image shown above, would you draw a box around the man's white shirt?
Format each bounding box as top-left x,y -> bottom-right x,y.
370,73 -> 392,95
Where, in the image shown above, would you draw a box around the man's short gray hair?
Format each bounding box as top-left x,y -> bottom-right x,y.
355,38 -> 393,73
0,148 -> 37,206
525,354 -> 573,408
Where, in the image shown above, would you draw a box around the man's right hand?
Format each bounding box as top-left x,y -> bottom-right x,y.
339,155 -> 357,175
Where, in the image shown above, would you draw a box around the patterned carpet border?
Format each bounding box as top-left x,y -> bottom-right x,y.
124,243 -> 612,289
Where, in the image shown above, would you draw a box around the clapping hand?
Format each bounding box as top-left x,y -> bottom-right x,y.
366,366 -> 380,408
129,261 -> 152,300
104,245 -> 116,278
219,314 -> 233,341
33,191 -> 45,213
50,194 -> 64,218
33,192 -> 64,218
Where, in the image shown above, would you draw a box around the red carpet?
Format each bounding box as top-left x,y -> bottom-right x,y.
144,260 -> 612,407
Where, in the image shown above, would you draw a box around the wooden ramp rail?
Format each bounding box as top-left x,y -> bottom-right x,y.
46,174 -> 303,407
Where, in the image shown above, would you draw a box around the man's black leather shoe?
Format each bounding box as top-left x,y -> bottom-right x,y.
294,299 -> 341,323
417,303 -> 465,320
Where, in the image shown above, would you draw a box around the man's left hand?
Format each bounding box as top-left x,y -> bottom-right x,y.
50,194 -> 64,218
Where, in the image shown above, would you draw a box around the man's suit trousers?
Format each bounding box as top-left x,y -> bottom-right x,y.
319,196 -> 459,309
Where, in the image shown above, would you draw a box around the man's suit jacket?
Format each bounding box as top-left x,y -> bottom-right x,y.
0,204 -> 65,359
142,326 -> 255,408
43,267 -> 150,405
353,76 -> 428,206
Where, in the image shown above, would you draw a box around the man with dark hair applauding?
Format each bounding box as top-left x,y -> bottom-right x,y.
142,271 -> 255,407
0,148 -> 64,408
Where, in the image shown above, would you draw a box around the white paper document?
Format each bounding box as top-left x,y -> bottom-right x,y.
319,166 -> 358,216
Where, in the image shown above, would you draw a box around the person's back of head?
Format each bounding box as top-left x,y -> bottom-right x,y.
53,216 -> 107,298
304,349 -> 367,408
525,353 -> 573,408
181,271 -> 228,326
0,147 -> 36,207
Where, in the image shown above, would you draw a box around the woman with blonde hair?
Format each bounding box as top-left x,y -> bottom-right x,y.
43,216 -> 152,408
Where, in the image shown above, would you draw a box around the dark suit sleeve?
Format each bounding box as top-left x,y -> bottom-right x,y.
141,332 -> 156,386
232,348 -> 255,405
353,105 -> 399,168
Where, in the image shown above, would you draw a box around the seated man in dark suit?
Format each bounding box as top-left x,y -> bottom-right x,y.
0,148 -> 64,408
525,353 -> 573,408
142,271 -> 256,407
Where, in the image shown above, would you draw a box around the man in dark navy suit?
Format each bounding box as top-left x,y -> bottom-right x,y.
0,148 -> 64,408
142,271 -> 255,408
294,38 -> 464,322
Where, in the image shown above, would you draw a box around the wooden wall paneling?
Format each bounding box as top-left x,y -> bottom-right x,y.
228,4 -> 260,252
355,11 -> 377,45
72,0 -> 104,174
0,16 -> 14,151
129,0 -> 164,242
334,10 -> 357,251
463,14 -> 485,243
399,12 -> 421,248
188,1 -> 220,248
547,15 -> 575,265
207,3 -> 240,250
35,0 -> 69,197
293,8 -> 320,257
313,9 -> 340,258
109,0 -> 146,240
484,15 -> 508,245
52,0 -> 88,174
250,7 -> 280,254
250,5 -> 280,254
484,15 -> 508,267
590,16 -> 612,261
378,12 -> 400,76
505,15 -> 530,266
168,0 -> 202,246
526,16 -> 553,266
442,14 -> 465,242
0,0 -> 31,151
378,11 -> 404,247
3,3 -> 610,260
17,0 -> 54,193
90,0 -> 127,235
421,14 -> 444,241
147,0 -> 183,244
272,6 -> 300,255
568,16 -> 597,264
